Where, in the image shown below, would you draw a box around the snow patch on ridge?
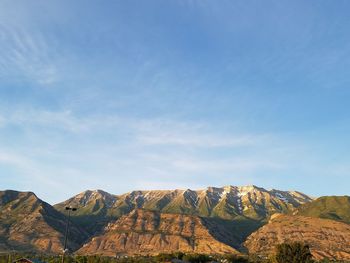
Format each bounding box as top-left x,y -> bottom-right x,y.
274,192 -> 289,203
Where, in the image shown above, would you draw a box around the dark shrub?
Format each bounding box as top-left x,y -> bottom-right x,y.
274,242 -> 313,263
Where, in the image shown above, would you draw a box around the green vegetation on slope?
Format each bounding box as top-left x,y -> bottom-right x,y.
275,242 -> 313,263
296,196 -> 350,224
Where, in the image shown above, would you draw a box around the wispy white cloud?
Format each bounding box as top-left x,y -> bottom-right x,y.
2,109 -> 104,133
0,25 -> 59,86
138,133 -> 258,148
0,107 -> 285,201
0,108 -> 264,148
1,105 -> 349,203
0,151 -> 31,167
170,157 -> 283,173
0,150 -> 64,189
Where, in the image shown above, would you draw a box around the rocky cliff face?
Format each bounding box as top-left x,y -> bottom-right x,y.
244,214 -> 350,261
78,209 -> 241,256
0,190 -> 88,254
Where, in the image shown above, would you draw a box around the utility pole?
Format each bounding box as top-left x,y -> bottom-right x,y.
62,206 -> 77,263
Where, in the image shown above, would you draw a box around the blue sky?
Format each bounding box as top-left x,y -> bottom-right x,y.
0,0 -> 349,204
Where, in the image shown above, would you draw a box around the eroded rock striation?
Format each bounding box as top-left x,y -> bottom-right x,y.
78,209 -> 241,256
0,190 -> 88,254
245,214 -> 350,261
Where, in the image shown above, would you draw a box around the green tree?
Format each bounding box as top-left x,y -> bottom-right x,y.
274,242 -> 313,263
182,253 -> 211,263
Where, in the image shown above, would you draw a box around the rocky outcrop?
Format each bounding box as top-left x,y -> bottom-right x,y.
78,209 -> 240,256
244,214 -> 350,261
0,190 -> 88,254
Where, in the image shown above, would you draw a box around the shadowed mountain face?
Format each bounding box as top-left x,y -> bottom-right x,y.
0,190 -> 88,254
244,214 -> 350,261
78,209 -> 241,256
54,186 -> 312,235
294,196 -> 350,224
54,190 -> 118,235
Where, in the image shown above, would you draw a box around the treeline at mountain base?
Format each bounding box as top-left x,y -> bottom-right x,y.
1,242 -> 349,263
0,254 -> 347,263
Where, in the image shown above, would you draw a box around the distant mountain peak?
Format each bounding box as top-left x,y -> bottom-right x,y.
78,189 -> 113,197
73,189 -> 116,200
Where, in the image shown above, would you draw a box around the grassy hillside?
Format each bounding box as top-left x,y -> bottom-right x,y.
296,196 -> 350,224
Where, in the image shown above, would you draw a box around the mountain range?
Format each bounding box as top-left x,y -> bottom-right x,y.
53,186 -> 312,234
0,185 -> 349,261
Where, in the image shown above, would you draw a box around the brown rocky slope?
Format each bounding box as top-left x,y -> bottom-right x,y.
244,214 -> 350,261
78,209 -> 241,256
0,190 -> 88,254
